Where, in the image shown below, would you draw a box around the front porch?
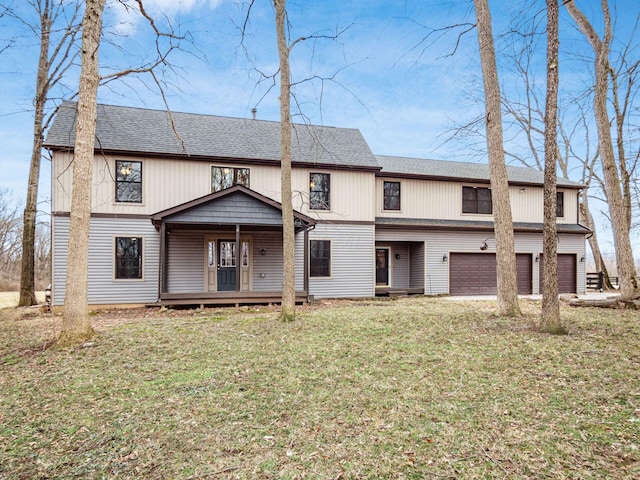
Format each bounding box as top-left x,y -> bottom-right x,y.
374,287 -> 424,297
374,240 -> 426,296
151,185 -> 316,306
158,290 -> 311,307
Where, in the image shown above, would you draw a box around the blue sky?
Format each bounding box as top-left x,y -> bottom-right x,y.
1,0 -> 638,258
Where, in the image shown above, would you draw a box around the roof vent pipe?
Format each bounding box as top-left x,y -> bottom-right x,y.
251,108 -> 257,120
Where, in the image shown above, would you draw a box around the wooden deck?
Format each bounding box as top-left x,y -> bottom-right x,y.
375,287 -> 424,297
158,291 -> 310,307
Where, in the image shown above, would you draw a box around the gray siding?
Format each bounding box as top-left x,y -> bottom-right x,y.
375,229 -> 586,295
163,229 -> 305,293
375,241 -> 424,290
250,231 -> 304,291
166,192 -> 284,225
391,244 -> 410,288
309,223 -> 375,298
252,232 -> 285,291
52,216 -> 160,306
409,242 -> 425,289
166,231 -> 205,293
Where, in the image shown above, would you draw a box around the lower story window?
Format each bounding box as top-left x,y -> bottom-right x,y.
115,237 -> 143,279
310,240 -> 331,277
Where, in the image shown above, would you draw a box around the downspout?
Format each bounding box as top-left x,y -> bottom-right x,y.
158,222 -> 166,303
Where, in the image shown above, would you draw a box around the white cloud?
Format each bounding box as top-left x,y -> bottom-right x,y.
106,0 -> 224,35
143,0 -> 224,15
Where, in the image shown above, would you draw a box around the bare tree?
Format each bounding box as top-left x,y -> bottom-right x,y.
56,0 -> 105,347
473,0 -> 522,317
241,1 -> 351,320
0,1 -> 82,306
0,189 -> 22,289
273,0 -> 296,321
540,0 -> 566,333
447,5 -> 623,291
56,1 -> 186,346
565,0 -> 639,301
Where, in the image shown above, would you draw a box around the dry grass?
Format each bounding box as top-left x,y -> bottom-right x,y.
1,297 -> 639,479
0,291 -> 46,309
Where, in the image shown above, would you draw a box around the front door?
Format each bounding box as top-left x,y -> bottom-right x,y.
218,240 -> 237,291
376,248 -> 390,286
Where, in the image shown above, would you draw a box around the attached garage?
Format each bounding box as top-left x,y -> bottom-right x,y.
539,254 -> 577,294
449,253 -> 533,295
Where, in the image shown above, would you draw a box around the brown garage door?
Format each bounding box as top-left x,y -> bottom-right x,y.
449,253 -> 533,295
539,254 -> 576,294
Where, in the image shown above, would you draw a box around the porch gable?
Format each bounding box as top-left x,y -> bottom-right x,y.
151,184 -> 315,230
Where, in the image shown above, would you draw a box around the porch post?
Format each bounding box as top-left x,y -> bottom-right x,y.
303,227 -> 309,295
159,222 -> 167,297
235,224 -> 240,291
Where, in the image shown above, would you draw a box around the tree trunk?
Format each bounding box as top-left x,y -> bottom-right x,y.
19,2 -> 52,307
566,0 -> 638,300
56,0 -> 105,347
473,0 -> 521,317
540,0 -> 566,334
579,194 -> 614,289
274,0 -> 296,321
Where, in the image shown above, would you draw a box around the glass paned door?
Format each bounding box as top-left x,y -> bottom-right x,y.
218,241 -> 237,291
376,248 -> 389,286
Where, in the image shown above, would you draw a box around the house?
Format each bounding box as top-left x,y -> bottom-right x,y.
44,101 -> 589,308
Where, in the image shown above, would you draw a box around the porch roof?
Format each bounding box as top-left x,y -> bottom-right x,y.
151,185 -> 316,231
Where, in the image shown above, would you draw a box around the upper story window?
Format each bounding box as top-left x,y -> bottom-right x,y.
462,186 -> 492,214
383,181 -> 401,210
556,192 -> 564,217
115,236 -> 143,279
115,160 -> 142,203
211,166 -> 250,192
310,173 -> 330,210
310,239 -> 331,277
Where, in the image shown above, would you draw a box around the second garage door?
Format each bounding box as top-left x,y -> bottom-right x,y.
449,253 -> 533,295
539,254 -> 577,294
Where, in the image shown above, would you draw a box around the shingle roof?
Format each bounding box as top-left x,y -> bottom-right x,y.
375,217 -> 591,234
44,101 -> 380,170
376,154 -> 584,188
44,101 -> 584,188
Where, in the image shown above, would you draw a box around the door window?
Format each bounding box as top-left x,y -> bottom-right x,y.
220,241 -> 236,267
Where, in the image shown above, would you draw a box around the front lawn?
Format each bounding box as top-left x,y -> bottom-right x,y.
1,297 -> 638,479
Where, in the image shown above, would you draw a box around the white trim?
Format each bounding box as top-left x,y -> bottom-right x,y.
204,235 -> 254,292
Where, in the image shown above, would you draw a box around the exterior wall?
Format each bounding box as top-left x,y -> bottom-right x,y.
309,223 -> 375,298
375,176 -> 580,225
409,242 -> 425,289
164,229 -> 305,294
166,231 -> 205,293
375,229 -> 586,295
52,153 -> 375,222
52,215 -> 160,306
